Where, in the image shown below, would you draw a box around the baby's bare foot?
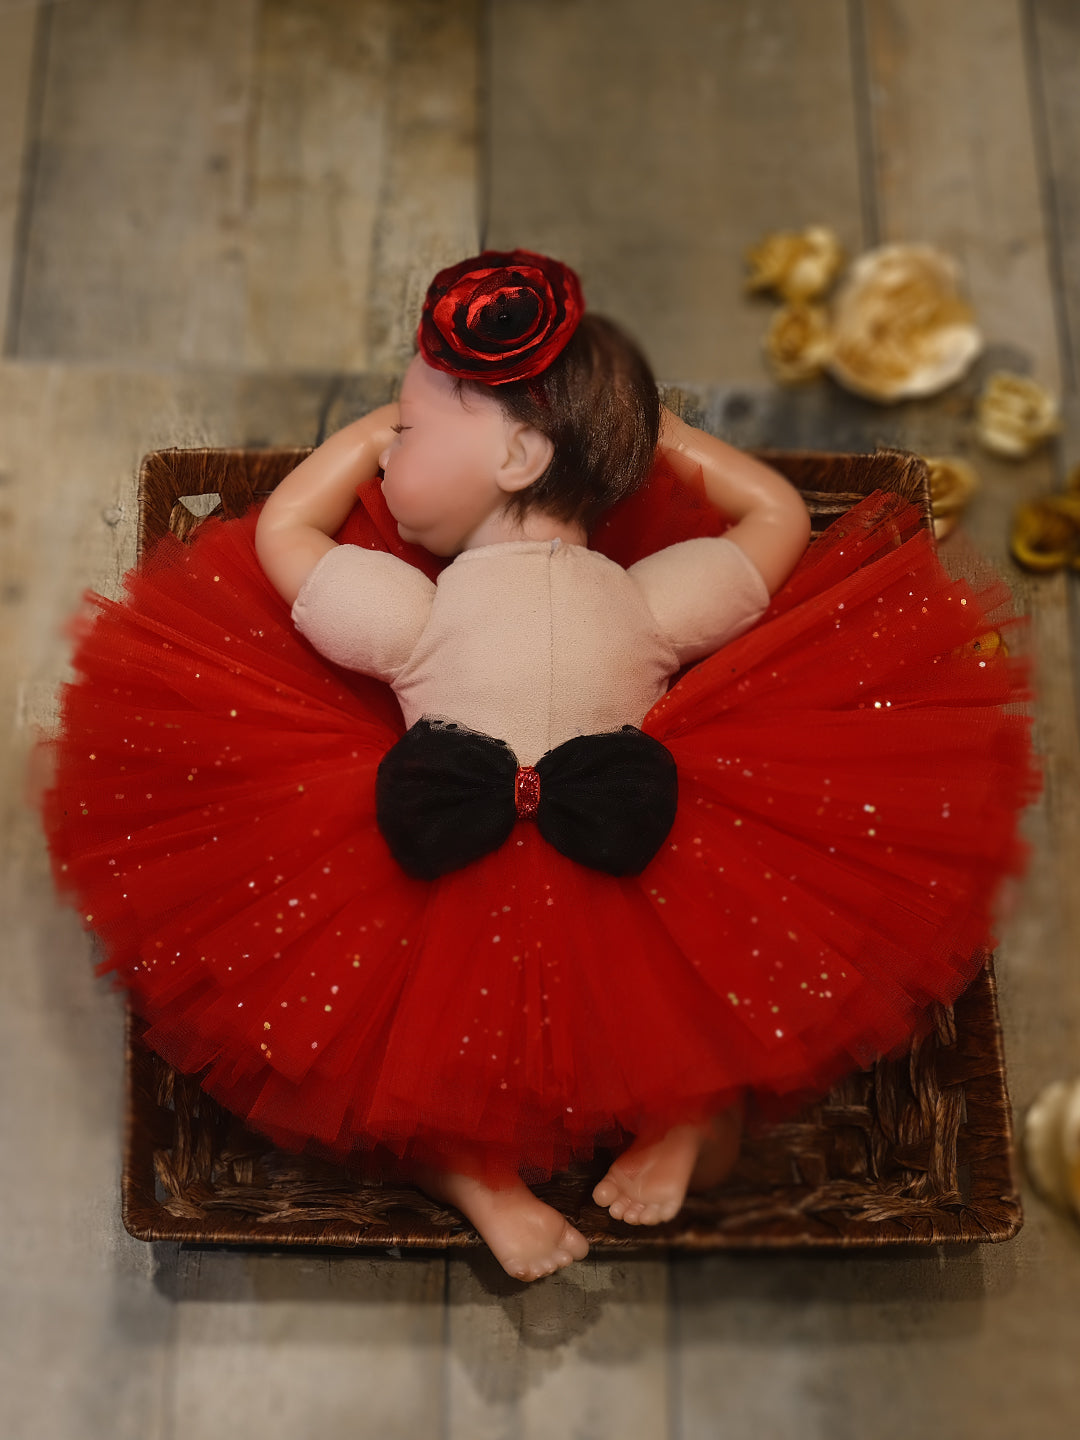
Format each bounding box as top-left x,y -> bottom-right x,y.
414,1166 -> 589,1281
593,1109 -> 742,1225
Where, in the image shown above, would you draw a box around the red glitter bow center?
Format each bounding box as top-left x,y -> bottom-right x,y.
514,766 -> 541,820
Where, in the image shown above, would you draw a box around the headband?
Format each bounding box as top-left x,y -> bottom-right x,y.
417,249 -> 585,385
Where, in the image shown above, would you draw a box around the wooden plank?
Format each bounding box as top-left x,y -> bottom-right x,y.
1027,0 -> 1080,422
0,403 -> 180,1440
0,1011 -> 177,1440
671,1236 -> 1080,1440
484,0 -> 866,387
862,0 -> 1062,394
12,0 -> 481,372
168,1251 -> 445,1440
0,1 -> 40,351
12,0 -> 261,366
445,1257 -> 671,1440
242,0 -> 397,371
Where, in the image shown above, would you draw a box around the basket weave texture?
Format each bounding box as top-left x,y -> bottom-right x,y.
120,446 -> 1022,1250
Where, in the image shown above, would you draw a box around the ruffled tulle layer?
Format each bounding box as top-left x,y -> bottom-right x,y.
42,476 -> 1038,1183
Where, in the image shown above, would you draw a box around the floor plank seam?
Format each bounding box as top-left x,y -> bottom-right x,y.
846,0 -> 882,251
665,1255 -> 682,1440
1020,0 -> 1077,396
439,1255 -> 452,1440
2,0 -> 53,359
477,0 -> 495,251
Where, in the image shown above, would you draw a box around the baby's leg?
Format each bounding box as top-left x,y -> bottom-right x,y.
592,1104 -> 743,1225
413,1164 -> 589,1282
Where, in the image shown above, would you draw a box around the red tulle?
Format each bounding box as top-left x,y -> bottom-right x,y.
41,468 -> 1039,1185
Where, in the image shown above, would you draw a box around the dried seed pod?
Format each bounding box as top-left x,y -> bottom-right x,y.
924,456 -> 980,540
1010,495 -> 1080,573
764,303 -> 833,383
954,629 -> 1008,660
826,244 -> 982,403
745,226 -> 845,303
975,372 -> 1060,458
1024,1078 -> 1080,1221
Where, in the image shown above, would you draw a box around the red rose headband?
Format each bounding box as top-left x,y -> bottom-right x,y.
417,249 -> 585,385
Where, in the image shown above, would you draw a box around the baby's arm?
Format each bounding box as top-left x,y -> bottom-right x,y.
658,408 -> 810,595
256,404 -> 399,605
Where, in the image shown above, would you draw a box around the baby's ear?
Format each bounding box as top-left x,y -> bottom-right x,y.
498,422 -> 554,495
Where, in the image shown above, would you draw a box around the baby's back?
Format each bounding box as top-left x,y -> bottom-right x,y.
292,533 -> 770,765
394,540 -> 679,766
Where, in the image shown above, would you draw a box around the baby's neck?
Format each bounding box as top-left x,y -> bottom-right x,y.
462,508 -> 587,552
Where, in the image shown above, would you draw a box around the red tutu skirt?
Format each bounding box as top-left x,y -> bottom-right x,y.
41,465 -> 1038,1184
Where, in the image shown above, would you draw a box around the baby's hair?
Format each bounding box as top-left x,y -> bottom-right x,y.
459,314 -> 661,532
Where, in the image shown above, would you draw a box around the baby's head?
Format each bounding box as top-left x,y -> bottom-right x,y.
418,251 -> 659,533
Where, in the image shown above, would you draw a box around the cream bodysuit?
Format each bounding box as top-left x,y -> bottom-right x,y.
292,535 -> 770,762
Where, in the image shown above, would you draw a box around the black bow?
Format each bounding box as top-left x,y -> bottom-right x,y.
376,719 -> 678,880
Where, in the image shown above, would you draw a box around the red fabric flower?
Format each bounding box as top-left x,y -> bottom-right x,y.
418,249 -> 585,385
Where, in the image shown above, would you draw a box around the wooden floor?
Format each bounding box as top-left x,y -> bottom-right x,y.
3,2 -> 1080,1435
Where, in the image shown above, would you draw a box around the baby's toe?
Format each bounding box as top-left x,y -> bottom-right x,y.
560,1224 -> 590,1261
592,1177 -> 619,1208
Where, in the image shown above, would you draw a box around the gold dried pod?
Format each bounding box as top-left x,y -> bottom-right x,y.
745,226 -> 845,303
953,629 -> 1008,661
1010,495 -> 1080,573
924,456 -> 979,539
926,457 -> 980,517
976,630 -> 1007,657
1024,1078 -> 1080,1223
764,303 -> 833,383
826,244 -> 982,403
975,372 -> 1060,459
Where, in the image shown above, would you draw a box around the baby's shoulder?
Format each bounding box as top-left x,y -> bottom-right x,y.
291,544 -> 435,678
626,535 -> 771,664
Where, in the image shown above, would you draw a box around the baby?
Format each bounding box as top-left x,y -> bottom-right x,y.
255,251 -> 809,1279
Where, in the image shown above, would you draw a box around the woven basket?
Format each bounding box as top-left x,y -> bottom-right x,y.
120,445 -> 1022,1250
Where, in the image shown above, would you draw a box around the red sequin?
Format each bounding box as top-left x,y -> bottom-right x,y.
514,765 -> 541,820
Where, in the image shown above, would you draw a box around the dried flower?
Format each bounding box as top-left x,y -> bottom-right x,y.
924,456 -> 980,540
826,244 -> 982,403
745,226 -> 845,303
1024,1078 -> 1080,1222
974,372 -> 1060,459
764,303 -> 833,383
1010,494 -> 1080,573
